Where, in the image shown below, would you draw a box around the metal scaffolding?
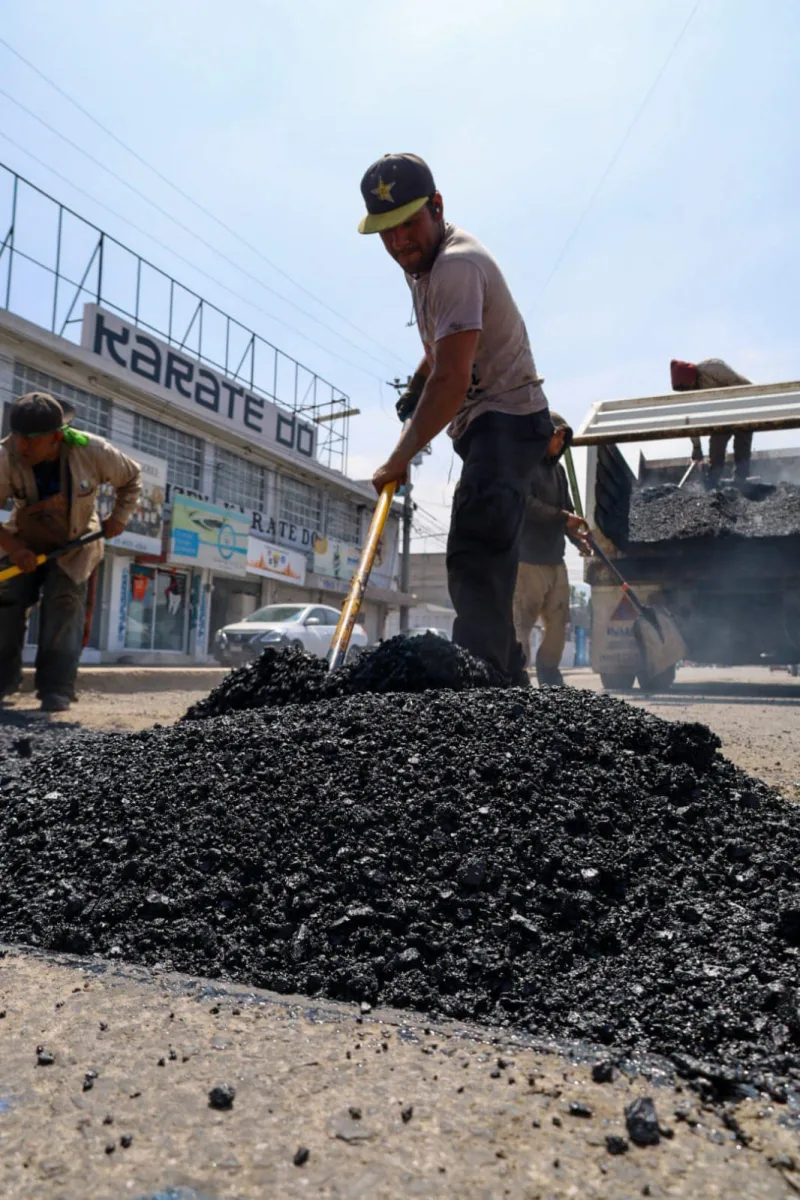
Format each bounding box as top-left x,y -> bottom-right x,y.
0,162 -> 352,473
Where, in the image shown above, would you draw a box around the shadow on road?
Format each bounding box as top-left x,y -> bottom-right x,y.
0,707 -> 82,732
604,681 -> 800,708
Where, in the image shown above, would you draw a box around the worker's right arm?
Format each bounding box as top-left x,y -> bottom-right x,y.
527,494 -> 588,538
526,493 -> 568,527
0,453 -> 38,572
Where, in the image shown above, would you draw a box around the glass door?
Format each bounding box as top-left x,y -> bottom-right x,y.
154,569 -> 189,651
124,566 -> 189,652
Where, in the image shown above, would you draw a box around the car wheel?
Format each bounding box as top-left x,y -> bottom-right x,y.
345,644 -> 363,664
291,639 -> 305,653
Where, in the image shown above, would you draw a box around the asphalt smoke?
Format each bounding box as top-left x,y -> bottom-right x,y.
629,481 -> 800,544
1,643 -> 799,1089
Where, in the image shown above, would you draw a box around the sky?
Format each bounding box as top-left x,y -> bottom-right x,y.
2,0 -> 800,584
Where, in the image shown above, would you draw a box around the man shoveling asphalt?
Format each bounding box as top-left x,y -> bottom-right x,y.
671,358 -> 754,487
513,414 -> 590,687
0,391 -> 142,712
362,153 -> 554,684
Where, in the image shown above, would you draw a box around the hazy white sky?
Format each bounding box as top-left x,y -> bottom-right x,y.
2,0 -> 800,582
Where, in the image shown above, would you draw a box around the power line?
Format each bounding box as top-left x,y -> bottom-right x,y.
0,133 -> 388,389
538,0 -> 703,301
0,87 -> 398,375
414,502 -> 452,535
0,36 -> 405,367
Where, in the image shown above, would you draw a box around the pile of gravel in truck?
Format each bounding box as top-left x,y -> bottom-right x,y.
1,637 -> 799,1088
628,480 -> 800,544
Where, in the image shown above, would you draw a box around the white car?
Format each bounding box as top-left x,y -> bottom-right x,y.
400,627 -> 451,641
213,603 -> 368,666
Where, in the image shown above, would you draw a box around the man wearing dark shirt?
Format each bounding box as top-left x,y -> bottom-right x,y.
513,415 -> 590,686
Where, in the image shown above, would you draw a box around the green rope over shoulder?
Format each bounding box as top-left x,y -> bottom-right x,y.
61,426 -> 90,447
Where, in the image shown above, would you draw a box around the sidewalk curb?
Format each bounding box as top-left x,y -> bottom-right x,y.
19,668 -> 229,695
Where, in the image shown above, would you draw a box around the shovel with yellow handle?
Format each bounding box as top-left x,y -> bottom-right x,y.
327,482 -> 397,672
0,530 -> 106,585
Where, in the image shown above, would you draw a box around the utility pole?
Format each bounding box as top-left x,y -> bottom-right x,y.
388,375 -> 420,633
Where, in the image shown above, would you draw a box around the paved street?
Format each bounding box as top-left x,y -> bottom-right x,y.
1,664 -> 799,1198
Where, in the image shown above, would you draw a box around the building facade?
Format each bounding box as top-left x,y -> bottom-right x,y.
0,306 -> 408,665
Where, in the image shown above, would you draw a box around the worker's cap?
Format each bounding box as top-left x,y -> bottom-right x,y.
670,360 -> 698,391
9,392 -> 65,437
358,154 -> 436,235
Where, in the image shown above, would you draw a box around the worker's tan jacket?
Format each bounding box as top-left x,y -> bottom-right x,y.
0,433 -> 142,582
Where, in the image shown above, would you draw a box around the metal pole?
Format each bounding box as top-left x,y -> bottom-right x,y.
5,174 -> 18,309
399,464 -> 413,632
51,204 -> 63,333
96,232 -> 104,303
564,447 -> 584,520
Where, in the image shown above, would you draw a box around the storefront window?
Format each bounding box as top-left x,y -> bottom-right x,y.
125,566 -> 189,652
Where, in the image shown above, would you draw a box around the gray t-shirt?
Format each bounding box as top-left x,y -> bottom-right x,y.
695,359 -> 751,388
408,224 -> 547,441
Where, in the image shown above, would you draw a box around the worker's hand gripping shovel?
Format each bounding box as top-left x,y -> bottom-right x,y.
327,482 -> 397,672
0,530 -> 106,585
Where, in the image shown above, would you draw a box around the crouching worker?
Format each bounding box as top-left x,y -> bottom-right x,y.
0,391 -> 142,712
513,413 -> 590,686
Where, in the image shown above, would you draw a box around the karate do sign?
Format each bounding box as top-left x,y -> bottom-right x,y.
82,305 -> 317,461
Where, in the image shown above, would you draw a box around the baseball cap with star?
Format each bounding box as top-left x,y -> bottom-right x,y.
358,153 -> 436,234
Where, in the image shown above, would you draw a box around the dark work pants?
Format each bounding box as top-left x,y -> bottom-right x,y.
447,410 -> 554,683
0,563 -> 88,700
709,430 -> 752,479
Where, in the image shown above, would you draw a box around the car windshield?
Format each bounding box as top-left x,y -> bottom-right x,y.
245,605 -> 305,624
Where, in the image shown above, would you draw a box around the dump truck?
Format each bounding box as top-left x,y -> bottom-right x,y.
573,377 -> 800,689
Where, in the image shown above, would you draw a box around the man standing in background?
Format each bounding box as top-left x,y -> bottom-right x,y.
0,391 -> 142,712
362,153 -> 553,684
513,414 -> 590,686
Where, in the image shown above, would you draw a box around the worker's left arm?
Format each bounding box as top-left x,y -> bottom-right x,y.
96,442 -> 143,539
373,260 -> 483,491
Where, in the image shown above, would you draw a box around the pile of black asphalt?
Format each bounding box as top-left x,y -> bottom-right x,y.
628,480 -> 800,544
1,637 -> 799,1096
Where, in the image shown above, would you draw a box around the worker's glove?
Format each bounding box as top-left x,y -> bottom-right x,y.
395,371 -> 427,422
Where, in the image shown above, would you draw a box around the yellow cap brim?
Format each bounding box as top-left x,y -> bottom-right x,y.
358,195 -> 429,235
